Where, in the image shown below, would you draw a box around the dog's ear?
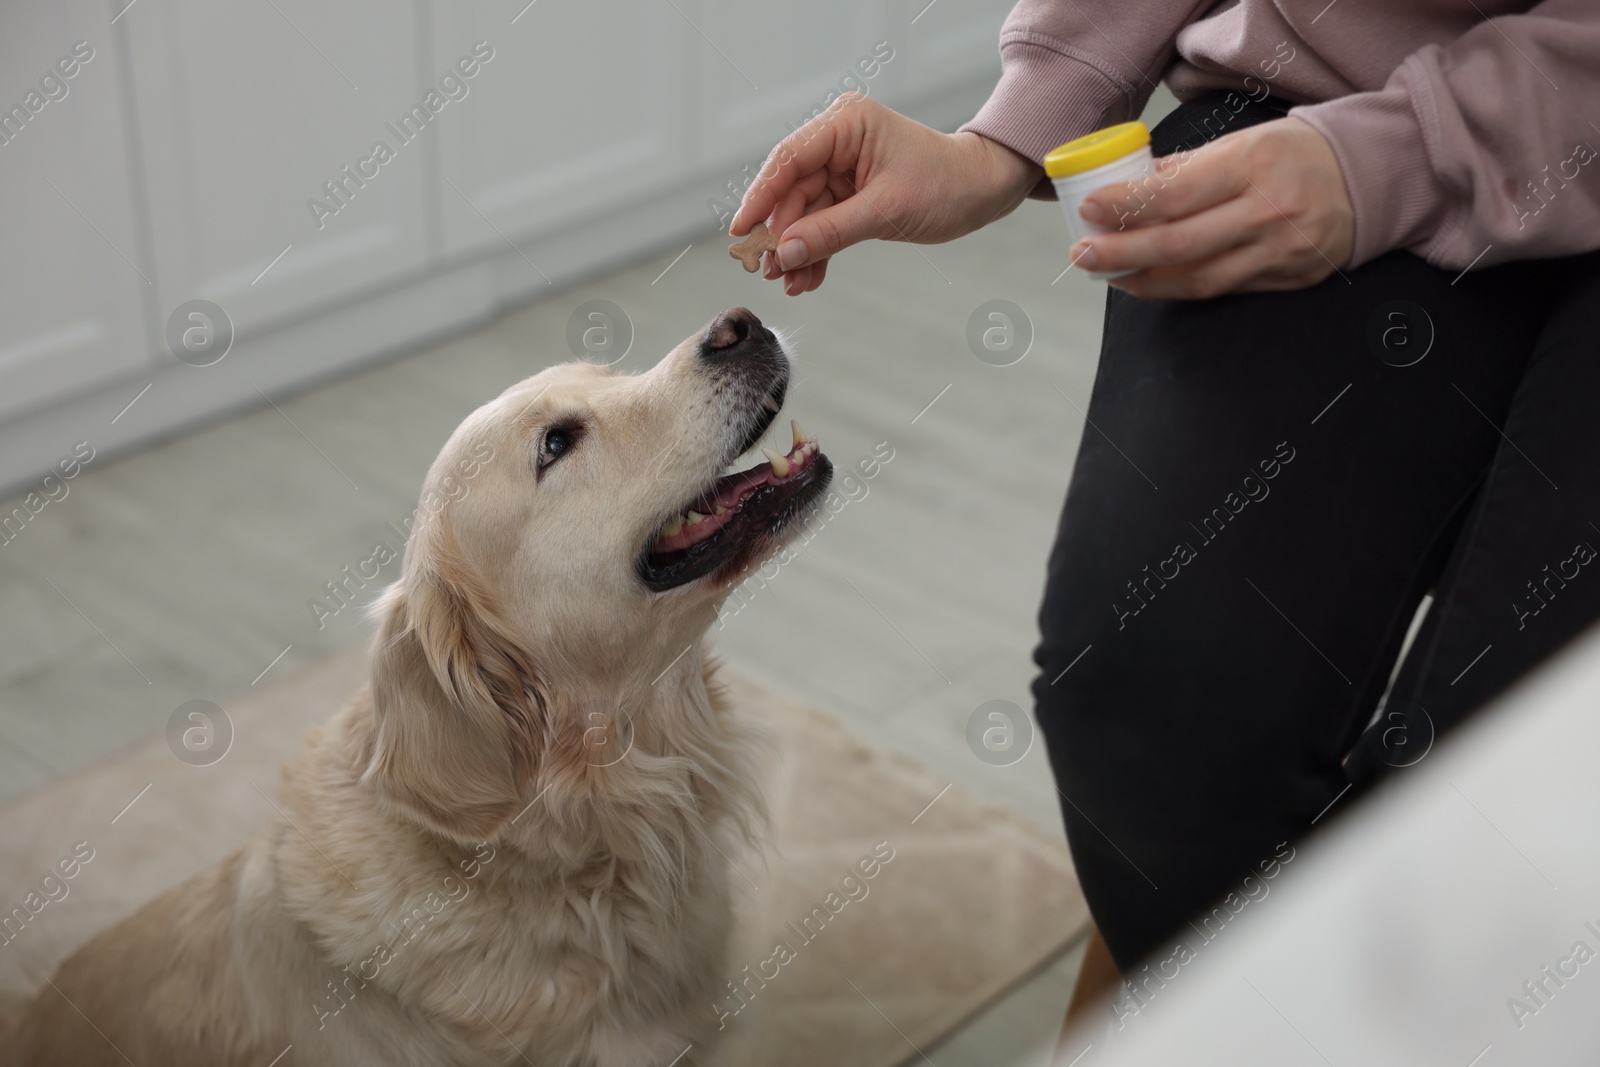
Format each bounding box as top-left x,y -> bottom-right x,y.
361,537 -> 542,843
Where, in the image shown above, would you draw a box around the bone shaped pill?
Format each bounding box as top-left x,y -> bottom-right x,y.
728,223 -> 780,272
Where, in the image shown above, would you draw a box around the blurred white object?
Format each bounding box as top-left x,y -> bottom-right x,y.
1062,623 -> 1600,1066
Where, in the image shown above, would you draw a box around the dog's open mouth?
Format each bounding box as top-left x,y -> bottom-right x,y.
638,419 -> 833,592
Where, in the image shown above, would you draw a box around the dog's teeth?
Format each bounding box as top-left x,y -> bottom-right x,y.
762,393 -> 780,414
685,510 -> 707,526
763,448 -> 790,477
663,515 -> 683,536
791,419 -> 806,448
714,504 -> 728,516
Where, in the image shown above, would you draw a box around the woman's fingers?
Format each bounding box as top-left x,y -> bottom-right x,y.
768,191 -> 892,271
762,180 -> 821,279
1110,238 -> 1281,301
803,258 -> 829,292
782,263 -> 814,296
731,99 -> 1046,295
731,93 -> 868,237
733,94 -> 886,274
761,179 -> 834,280
1079,139 -> 1245,228
1072,193 -> 1263,275
1107,205 -> 1345,300
780,187 -> 838,295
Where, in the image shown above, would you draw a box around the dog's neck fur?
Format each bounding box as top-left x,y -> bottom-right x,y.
494,648 -> 763,878
353,592 -> 762,881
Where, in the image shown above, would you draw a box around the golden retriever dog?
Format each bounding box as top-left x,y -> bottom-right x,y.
11,307 -> 831,1067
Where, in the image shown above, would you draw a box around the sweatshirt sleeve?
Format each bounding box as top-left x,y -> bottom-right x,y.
1290,0 -> 1600,270
958,0 -> 1216,198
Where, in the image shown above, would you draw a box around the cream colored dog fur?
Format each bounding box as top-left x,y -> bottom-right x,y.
10,309 -> 829,1067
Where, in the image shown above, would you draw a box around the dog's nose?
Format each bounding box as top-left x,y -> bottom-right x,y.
701,308 -> 766,357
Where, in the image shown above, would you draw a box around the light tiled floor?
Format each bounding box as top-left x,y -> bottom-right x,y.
0,91 -> 1183,1060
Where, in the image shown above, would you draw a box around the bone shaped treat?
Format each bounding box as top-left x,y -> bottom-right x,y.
728,223 -> 780,272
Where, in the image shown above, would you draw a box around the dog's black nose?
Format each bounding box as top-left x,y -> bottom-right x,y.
701,308 -> 766,357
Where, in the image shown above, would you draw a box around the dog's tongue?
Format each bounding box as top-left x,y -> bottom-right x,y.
650,425 -> 820,554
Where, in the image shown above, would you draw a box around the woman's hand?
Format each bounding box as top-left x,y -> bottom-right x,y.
1072,117 -> 1356,299
732,93 -> 1042,295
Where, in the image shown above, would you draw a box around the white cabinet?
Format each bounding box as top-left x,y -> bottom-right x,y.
0,4 -> 148,423
120,0 -> 431,340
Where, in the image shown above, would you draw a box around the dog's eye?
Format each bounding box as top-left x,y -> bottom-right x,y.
538,427 -> 578,471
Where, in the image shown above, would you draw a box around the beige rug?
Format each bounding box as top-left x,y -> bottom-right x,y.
0,646 -> 1088,1066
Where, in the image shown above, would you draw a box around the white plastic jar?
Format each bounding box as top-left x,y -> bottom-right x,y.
1044,121 -> 1154,281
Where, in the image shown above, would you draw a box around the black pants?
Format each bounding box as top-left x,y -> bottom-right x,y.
1034,93 -> 1600,970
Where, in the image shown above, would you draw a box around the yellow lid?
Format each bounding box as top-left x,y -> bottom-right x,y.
1043,122 -> 1151,178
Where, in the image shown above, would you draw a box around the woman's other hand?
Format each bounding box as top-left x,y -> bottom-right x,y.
1073,118 -> 1356,299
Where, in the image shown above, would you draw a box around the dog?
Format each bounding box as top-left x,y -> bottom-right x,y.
11,307 -> 832,1067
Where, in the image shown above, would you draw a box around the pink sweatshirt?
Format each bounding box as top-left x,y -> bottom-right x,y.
960,0 -> 1600,270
